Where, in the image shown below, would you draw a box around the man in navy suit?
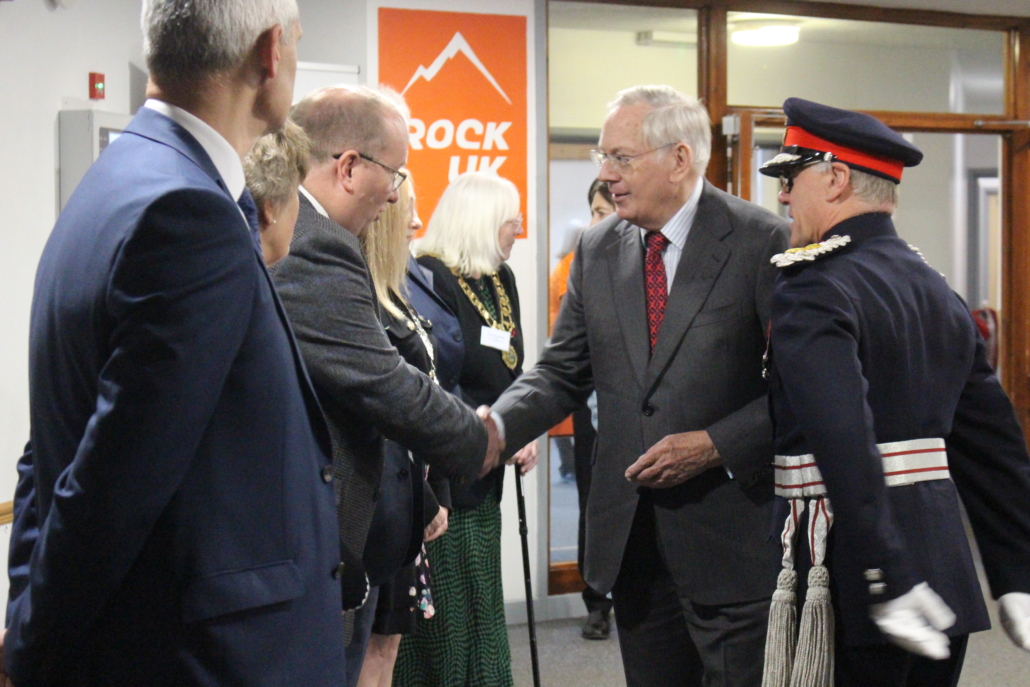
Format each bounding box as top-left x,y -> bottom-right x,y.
2,1 -> 348,685
760,98 -> 1030,686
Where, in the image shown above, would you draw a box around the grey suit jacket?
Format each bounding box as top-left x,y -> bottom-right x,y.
493,181 -> 789,603
270,195 -> 487,602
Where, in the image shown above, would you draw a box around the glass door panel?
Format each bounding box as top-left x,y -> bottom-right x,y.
727,12 -> 1004,114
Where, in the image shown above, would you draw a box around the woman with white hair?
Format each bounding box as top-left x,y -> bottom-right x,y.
394,172 -> 538,687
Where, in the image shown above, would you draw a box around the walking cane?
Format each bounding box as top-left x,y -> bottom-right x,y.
515,467 -> 543,687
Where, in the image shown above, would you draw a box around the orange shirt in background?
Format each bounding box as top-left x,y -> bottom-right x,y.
549,251 -> 575,333
547,251 -> 576,437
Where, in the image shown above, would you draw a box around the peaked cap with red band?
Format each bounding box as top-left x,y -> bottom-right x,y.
759,98 -> 923,184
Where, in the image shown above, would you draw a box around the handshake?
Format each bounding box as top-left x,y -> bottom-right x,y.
475,406 -> 538,479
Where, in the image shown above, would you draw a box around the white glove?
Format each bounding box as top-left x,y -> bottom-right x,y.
999,592 -> 1030,652
870,582 -> 956,659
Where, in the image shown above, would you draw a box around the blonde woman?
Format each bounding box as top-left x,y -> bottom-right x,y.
395,172 -> 538,687
355,173 -> 449,687
242,119 -> 311,266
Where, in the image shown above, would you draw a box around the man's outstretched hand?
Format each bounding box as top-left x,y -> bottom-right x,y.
625,430 -> 721,489
477,406 -> 505,478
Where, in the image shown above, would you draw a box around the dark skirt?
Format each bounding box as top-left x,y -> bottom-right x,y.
393,494 -> 513,687
372,547 -> 434,636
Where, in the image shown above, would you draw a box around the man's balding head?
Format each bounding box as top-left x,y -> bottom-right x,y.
290,86 -> 408,164
291,86 -> 410,237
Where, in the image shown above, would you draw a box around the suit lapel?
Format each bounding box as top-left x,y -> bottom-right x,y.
644,183 -> 731,393
127,107 -> 226,193
606,223 -> 650,389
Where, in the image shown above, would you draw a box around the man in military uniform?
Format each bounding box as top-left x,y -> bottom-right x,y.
760,97 -> 1030,686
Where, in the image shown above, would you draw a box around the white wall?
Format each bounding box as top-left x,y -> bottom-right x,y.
0,0 -> 149,604
548,27 -> 698,131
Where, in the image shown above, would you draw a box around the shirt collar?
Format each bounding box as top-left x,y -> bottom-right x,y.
299,185 -> 330,218
144,99 -> 246,201
639,177 -> 703,248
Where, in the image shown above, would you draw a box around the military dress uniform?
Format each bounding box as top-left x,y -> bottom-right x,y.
761,99 -> 1030,687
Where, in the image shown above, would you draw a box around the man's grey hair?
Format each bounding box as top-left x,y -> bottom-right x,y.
609,85 -> 712,175
850,168 -> 899,207
290,85 -> 408,164
142,0 -> 299,84
810,162 -> 899,209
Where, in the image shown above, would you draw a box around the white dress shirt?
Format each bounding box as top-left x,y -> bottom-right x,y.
638,176 -> 704,292
299,185 -> 330,218
144,99 -> 246,202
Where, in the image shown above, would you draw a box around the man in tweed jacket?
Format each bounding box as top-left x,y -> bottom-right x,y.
270,87 -> 502,659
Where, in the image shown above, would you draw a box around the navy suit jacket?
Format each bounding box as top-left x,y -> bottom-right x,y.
769,212 -> 1030,645
5,107 -> 346,685
406,255 -> 465,395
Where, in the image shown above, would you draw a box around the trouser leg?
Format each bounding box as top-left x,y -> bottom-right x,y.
678,596 -> 771,687
345,586 -> 381,687
836,633 -> 968,687
611,498 -> 702,687
573,407 -> 610,614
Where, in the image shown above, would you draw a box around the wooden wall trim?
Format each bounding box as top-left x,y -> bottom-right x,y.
548,560 -> 587,596
700,4 -> 729,190
724,0 -> 1030,31
549,142 -> 594,160
729,107 -> 1030,133
1002,26 -> 1030,430
565,0 -> 1030,31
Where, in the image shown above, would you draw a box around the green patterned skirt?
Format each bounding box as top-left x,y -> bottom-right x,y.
393,494 -> 513,687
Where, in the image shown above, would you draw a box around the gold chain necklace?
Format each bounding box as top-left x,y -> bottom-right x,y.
401,301 -> 437,382
454,269 -> 518,370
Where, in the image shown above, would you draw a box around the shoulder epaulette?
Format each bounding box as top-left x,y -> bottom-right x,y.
771,235 -> 851,268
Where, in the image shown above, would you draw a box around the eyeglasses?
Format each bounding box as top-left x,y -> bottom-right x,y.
502,214 -> 524,236
778,161 -> 823,194
332,152 -> 408,191
589,143 -> 676,172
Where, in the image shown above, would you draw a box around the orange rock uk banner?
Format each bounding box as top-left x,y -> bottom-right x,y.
378,8 -> 528,236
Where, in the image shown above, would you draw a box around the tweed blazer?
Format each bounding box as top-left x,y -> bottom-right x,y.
270,195 -> 487,604
493,181 -> 789,603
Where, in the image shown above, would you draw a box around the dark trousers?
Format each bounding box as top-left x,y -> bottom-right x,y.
836,634 -> 968,687
344,585 -> 380,687
574,406 -> 612,614
611,497 -> 769,687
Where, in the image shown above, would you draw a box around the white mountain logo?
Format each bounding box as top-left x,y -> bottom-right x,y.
402,32 -> 511,105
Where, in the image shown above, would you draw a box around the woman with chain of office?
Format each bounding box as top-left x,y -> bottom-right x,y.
394,171 -> 538,687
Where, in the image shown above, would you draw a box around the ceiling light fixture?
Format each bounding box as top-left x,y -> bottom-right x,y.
731,23 -> 800,47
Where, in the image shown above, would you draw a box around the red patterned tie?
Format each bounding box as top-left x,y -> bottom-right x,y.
644,231 -> 670,352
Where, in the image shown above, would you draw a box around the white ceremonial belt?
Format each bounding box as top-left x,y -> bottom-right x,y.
774,438 -> 949,498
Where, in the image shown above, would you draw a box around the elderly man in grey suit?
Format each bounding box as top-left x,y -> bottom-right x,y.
269,86 -> 503,685
490,85 -> 788,687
